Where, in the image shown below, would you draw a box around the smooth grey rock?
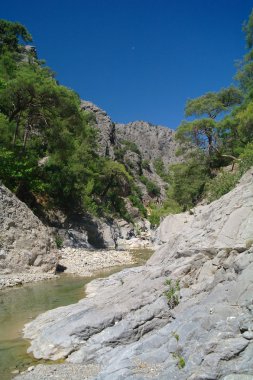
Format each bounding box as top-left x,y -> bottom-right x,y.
17,169 -> 253,380
223,375 -> 253,380
243,331 -> 253,340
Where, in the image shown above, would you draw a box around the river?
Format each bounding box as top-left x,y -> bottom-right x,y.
0,249 -> 153,380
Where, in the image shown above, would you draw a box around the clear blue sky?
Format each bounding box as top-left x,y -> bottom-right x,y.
1,0 -> 253,129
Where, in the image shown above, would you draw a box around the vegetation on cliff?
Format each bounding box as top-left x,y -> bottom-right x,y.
0,11 -> 253,225
149,9 -> 253,223
0,20 -> 136,220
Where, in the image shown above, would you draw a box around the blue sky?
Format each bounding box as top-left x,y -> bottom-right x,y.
1,0 -> 253,129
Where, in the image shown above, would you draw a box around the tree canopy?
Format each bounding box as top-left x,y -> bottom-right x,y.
160,8 -> 253,216
0,19 -> 32,54
0,19 -> 138,220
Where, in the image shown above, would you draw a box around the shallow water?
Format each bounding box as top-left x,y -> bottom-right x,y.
0,248 -> 153,380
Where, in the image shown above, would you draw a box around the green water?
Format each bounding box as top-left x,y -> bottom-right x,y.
0,248 -> 153,380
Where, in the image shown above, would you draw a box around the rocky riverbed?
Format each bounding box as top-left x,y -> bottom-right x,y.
58,248 -> 136,276
0,248 -> 155,380
0,270 -> 57,290
0,248 -> 145,290
15,169 -> 253,380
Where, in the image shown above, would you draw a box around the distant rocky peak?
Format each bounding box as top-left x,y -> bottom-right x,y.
80,100 -> 116,158
80,100 -> 179,166
80,100 -> 181,203
115,120 -> 179,166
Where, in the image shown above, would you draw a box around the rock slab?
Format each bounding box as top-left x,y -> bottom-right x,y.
17,169 -> 253,379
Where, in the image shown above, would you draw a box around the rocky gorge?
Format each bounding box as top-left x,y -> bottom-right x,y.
0,180 -> 152,290
1,12 -> 253,380
81,101 -> 181,204
14,168 -> 253,379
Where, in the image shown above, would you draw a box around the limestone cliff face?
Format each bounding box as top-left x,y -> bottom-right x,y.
0,183 -> 57,274
81,101 -> 181,203
80,100 -> 116,158
81,101 -> 180,166
115,120 -> 180,166
19,169 -> 253,380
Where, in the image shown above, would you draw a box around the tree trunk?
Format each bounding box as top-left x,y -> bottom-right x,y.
207,134 -> 213,156
22,124 -> 30,151
12,114 -> 21,146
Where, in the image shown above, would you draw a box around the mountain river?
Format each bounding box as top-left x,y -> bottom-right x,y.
0,248 -> 153,380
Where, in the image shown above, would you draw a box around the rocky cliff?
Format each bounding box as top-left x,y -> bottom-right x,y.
17,169 -> 253,379
81,101 -> 179,165
115,120 -> 179,166
81,101 -> 181,203
81,101 -> 116,158
0,183 -> 57,281
23,102 -> 182,251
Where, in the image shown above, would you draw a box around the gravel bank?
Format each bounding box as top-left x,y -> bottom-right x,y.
15,363 -> 100,380
0,270 -> 57,290
58,248 -> 135,276
0,248 -> 137,290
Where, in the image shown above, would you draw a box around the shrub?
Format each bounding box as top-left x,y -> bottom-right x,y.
171,332 -> 185,369
115,140 -> 141,162
129,194 -> 147,217
205,170 -> 239,202
154,158 -> 169,181
141,159 -> 150,170
239,142 -> 253,173
149,196 -> 181,227
164,278 -> 180,308
55,234 -> 63,249
140,175 -> 161,197
121,140 -> 140,155
168,159 -> 209,210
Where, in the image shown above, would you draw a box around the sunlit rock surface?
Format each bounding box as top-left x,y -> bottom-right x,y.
0,183 -> 57,281
17,169 -> 253,380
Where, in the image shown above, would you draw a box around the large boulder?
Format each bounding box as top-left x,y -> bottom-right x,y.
0,183 -> 57,274
17,169 -> 253,380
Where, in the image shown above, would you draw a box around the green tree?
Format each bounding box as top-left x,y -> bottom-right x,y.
236,9 -> 253,93
176,87 -> 242,166
0,19 -> 32,54
168,156 -> 209,210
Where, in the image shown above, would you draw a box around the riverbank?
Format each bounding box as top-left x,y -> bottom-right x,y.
15,170 -> 253,380
0,247 -> 153,290
13,363 -> 101,380
0,270 -> 57,290
58,248 -> 135,277
0,248 -> 154,380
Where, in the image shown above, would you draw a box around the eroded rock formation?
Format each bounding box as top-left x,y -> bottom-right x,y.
17,169 -> 253,379
0,183 -> 57,276
81,101 -> 181,203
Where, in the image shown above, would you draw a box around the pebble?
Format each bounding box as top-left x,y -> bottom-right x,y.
11,369 -> 20,374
